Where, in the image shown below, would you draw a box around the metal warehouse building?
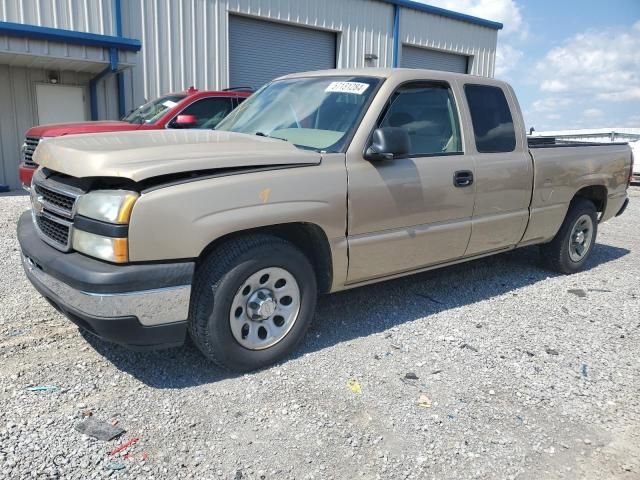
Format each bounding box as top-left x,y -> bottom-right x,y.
0,0 -> 501,190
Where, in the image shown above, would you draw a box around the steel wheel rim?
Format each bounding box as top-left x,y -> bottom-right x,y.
568,214 -> 594,262
229,267 -> 301,350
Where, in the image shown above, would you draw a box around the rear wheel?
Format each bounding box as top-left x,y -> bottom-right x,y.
540,198 -> 598,274
189,234 -> 317,372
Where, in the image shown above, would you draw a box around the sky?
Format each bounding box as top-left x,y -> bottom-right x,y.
420,0 -> 640,131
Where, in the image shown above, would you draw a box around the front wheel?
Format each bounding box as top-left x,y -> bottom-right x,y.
189,234 -> 317,372
540,198 -> 598,274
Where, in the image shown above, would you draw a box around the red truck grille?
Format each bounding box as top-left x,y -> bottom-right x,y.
23,136 -> 41,168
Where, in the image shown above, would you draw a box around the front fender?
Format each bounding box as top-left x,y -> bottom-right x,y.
127,156 -> 347,266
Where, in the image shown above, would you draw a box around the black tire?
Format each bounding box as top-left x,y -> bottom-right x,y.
188,234 -> 317,372
540,198 -> 598,274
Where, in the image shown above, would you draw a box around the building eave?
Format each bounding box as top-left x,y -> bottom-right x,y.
380,0 -> 503,30
0,21 -> 141,52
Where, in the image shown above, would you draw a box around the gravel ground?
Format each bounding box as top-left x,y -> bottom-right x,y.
1,189 -> 639,480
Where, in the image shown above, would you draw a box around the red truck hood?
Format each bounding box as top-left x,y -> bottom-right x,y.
27,121 -> 141,137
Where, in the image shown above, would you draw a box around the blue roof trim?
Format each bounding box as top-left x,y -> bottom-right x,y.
0,21 -> 141,51
381,0 -> 503,30
392,5 -> 400,67
113,0 -> 123,37
113,0 -> 127,118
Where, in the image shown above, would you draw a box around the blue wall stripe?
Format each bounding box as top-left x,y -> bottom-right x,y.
113,0 -> 126,118
0,21 -> 141,51
381,0 -> 503,30
392,5 -> 400,68
113,0 -> 123,37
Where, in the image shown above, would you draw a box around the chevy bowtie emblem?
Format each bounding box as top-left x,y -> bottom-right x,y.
33,194 -> 45,214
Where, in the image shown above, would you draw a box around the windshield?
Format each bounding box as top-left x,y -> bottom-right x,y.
123,94 -> 186,124
216,76 -> 380,152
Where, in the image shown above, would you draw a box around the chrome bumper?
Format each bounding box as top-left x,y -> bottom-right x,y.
22,255 -> 191,327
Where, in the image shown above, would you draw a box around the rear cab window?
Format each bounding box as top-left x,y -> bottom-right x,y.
464,84 -> 516,153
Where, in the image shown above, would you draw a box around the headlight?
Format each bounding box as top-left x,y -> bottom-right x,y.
72,229 -> 129,263
73,190 -> 138,263
76,190 -> 139,224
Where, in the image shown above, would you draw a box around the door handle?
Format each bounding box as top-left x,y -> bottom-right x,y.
454,170 -> 474,187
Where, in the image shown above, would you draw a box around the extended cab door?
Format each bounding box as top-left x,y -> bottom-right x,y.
346,80 -> 475,283
461,83 -> 532,255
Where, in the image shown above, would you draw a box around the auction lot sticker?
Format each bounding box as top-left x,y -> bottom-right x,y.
325,81 -> 370,95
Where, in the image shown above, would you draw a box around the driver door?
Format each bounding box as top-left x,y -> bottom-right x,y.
346,81 -> 476,283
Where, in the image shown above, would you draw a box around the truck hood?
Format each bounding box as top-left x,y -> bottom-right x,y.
33,129 -> 322,182
27,121 -> 140,137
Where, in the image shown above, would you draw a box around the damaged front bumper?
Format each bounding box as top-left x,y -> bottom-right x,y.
17,211 -> 194,350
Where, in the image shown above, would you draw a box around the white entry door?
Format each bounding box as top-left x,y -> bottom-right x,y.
36,84 -> 87,125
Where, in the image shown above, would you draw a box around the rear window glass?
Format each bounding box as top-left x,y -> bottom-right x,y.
464,84 -> 516,153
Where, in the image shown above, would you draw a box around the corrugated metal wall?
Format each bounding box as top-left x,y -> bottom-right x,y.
123,0 -> 496,108
0,0 -> 498,188
122,0 -> 396,105
400,7 -> 497,77
0,65 -> 91,187
0,0 -> 117,188
0,0 -> 123,74
95,73 -> 120,120
0,0 -> 115,35
0,37 -> 114,69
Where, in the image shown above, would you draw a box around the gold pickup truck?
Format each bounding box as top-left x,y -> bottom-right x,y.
18,69 -> 633,371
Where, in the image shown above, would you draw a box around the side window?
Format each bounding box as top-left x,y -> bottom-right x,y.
379,83 -> 462,156
174,97 -> 233,129
464,84 -> 516,153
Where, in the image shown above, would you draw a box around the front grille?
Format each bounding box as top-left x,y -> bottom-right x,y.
34,184 -> 75,216
31,171 -> 82,252
35,213 -> 70,249
23,137 -> 41,168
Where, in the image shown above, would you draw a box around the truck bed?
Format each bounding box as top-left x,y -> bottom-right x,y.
527,136 -> 629,148
519,141 -> 632,246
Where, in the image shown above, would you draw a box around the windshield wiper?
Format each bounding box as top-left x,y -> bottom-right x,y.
255,132 -> 321,152
255,132 -> 287,142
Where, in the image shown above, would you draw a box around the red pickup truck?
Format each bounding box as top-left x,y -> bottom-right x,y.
19,87 -> 251,186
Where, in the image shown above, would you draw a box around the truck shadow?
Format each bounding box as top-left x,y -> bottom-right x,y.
82,243 -> 630,388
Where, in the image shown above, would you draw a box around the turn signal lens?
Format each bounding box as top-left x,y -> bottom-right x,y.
72,230 -> 128,263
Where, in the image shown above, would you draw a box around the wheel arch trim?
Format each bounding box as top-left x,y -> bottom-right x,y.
197,221 -> 336,294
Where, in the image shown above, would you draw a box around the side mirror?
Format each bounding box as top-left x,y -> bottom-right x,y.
364,127 -> 410,161
173,114 -> 198,128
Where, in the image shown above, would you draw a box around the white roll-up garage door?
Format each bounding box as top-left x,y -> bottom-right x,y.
229,16 -> 337,89
401,45 -> 468,73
